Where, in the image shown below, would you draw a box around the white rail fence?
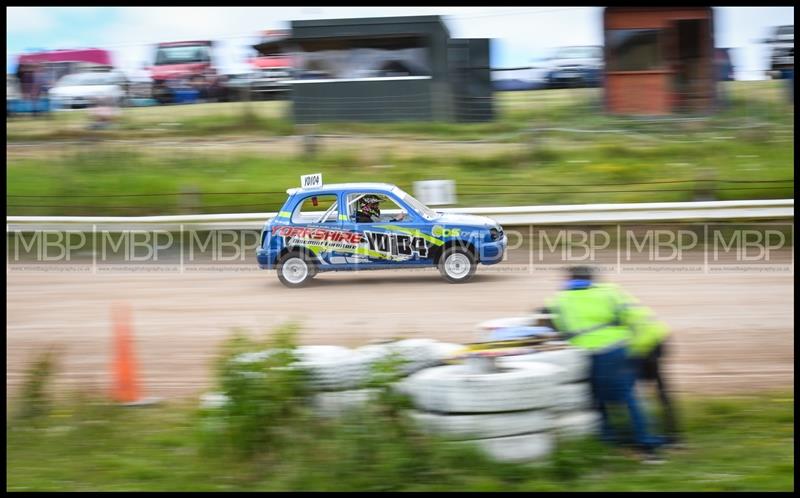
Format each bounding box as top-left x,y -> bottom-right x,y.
6,199 -> 794,232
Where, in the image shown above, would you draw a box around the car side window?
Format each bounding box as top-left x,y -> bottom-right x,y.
347,192 -> 411,223
291,194 -> 339,224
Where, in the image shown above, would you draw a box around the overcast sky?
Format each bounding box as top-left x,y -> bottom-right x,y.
6,6 -> 795,80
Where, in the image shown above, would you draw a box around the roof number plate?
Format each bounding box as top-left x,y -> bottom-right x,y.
301,173 -> 323,189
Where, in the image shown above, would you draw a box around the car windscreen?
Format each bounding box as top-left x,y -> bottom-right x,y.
155,45 -> 210,65
394,187 -> 439,221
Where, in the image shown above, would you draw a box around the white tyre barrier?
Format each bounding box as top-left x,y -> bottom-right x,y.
294,345 -> 354,362
230,341 -> 462,393
356,339 -> 464,376
457,432 -> 556,463
199,391 -> 230,409
553,382 -> 593,412
311,389 -> 381,418
231,350 -> 277,364
498,347 -> 589,384
550,410 -> 602,439
294,345 -> 373,391
425,341 -> 465,364
408,409 -> 555,440
402,361 -> 566,413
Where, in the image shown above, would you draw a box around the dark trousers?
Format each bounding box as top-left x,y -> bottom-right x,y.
590,346 -> 663,450
633,342 -> 680,440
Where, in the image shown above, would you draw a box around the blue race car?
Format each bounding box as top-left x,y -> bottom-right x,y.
257,176 -> 507,287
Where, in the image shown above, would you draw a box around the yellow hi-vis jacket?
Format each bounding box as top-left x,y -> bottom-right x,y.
547,283 -> 669,356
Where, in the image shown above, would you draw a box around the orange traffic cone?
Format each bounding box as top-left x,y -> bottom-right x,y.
111,303 -> 158,406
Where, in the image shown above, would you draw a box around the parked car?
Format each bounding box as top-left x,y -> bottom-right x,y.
125,67 -> 154,103
491,68 -> 545,92
7,74 -> 20,116
48,71 -> 127,109
538,46 -> 604,89
248,55 -> 293,99
763,25 -> 794,79
223,60 -> 294,101
492,78 -> 544,91
149,40 -> 223,104
257,177 -> 508,287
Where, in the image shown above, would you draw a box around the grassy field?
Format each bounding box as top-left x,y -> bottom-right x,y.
6,81 -> 794,216
7,135 -> 793,216
6,82 -> 793,142
6,388 -> 794,491
6,324 -> 795,492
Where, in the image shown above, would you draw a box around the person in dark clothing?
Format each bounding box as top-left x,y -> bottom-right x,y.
355,195 -> 406,223
545,266 -> 667,463
356,195 -> 382,223
629,332 -> 682,447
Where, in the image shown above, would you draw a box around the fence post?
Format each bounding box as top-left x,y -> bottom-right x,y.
179,185 -> 201,214
692,168 -> 717,201
300,124 -> 320,158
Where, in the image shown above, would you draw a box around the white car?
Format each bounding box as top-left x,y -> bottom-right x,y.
765,25 -> 794,77
49,71 -> 127,109
7,74 -> 20,101
534,46 -> 604,89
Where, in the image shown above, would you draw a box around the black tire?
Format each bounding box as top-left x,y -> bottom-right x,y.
276,251 -> 317,288
438,246 -> 477,284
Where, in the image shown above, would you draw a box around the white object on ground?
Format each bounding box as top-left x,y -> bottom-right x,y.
553,382 -> 593,412
311,389 -> 381,418
356,339 -> 463,375
498,347 -> 590,383
408,408 -> 555,440
550,409 -> 602,439
401,361 -> 566,413
199,392 -> 230,409
455,432 -> 556,463
294,345 -> 373,391
475,316 -> 537,331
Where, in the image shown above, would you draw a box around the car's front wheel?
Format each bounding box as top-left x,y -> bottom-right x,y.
438,247 -> 477,283
277,252 -> 317,288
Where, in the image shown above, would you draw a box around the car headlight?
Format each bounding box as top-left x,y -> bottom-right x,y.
489,228 -> 499,241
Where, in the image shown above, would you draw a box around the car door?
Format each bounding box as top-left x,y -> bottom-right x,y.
341,190 -> 432,270
287,192 -> 345,270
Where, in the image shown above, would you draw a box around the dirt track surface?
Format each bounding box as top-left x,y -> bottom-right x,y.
6,267 -> 794,401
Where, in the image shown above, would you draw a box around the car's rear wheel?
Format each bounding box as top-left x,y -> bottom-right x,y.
277,252 -> 317,288
438,247 -> 476,283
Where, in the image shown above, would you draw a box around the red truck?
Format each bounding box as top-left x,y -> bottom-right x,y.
149,40 -> 224,104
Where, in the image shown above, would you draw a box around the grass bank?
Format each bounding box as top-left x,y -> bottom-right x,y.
6,388 -> 794,491
7,81 -> 792,216
5,330 -> 795,492
6,81 -> 792,143
7,134 -> 793,216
